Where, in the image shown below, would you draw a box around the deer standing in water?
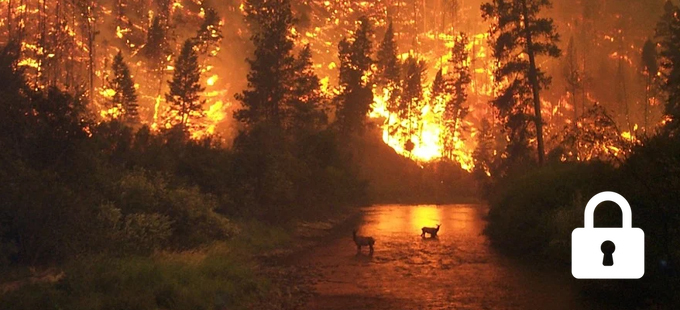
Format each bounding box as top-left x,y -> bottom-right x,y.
352,230 -> 375,254
421,224 -> 441,238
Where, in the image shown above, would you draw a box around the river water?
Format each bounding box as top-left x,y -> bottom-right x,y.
298,204 -> 592,310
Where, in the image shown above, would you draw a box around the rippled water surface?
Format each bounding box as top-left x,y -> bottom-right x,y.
300,204 -> 587,310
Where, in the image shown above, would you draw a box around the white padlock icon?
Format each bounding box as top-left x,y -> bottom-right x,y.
572,191 -> 644,279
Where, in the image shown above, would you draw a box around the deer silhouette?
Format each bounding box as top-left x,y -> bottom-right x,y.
353,230 -> 375,254
421,224 -> 441,238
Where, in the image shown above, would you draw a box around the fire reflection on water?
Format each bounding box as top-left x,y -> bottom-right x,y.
304,204 -> 581,309
370,204 -> 480,239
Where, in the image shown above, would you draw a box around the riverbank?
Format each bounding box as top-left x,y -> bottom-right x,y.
247,209 -> 364,309
0,208 -> 363,310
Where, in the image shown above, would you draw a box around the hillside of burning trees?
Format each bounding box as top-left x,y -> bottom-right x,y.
1,0 -> 680,308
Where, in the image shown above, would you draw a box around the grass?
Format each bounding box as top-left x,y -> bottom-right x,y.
0,220 -> 297,310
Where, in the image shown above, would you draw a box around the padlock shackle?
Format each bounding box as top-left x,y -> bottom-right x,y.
584,191 -> 632,228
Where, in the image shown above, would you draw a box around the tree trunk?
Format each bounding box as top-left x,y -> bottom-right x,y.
521,0 -> 545,166
572,85 -> 578,129
7,0 -> 12,39
87,4 -> 96,104
645,75 -> 650,135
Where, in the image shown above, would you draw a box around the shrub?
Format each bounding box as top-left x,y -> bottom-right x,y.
113,170 -> 237,249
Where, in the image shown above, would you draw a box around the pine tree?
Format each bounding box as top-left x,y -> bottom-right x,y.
473,118 -> 495,172
336,16 -> 374,137
108,50 -> 139,122
376,21 -> 402,138
194,7 -> 223,57
431,69 -> 446,101
431,68 -> 447,151
400,54 -> 426,150
442,33 -> 471,159
141,16 -> 171,95
656,0 -> 676,44
235,0 -> 296,129
166,39 -> 205,129
656,0 -> 680,133
376,22 -> 401,91
481,0 -> 561,165
288,44 -> 327,136
562,36 -> 582,127
472,117 -> 496,192
641,38 -> 658,134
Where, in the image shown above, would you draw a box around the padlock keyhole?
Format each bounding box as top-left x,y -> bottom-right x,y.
601,240 -> 616,266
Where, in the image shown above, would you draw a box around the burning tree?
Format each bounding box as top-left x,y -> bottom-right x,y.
558,104 -> 633,162
194,7 -> 223,57
141,16 -> 172,96
165,39 -> 205,130
336,16 -> 374,138
106,50 -> 138,123
482,0 -> 561,166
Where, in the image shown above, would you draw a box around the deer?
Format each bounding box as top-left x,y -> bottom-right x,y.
352,230 -> 375,254
421,224 -> 441,238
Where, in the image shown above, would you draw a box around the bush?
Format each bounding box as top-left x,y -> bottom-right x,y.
162,187 -> 238,248
96,202 -> 174,255
113,170 -> 238,249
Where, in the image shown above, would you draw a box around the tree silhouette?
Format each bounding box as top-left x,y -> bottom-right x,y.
235,0 -> 296,129
562,36 -> 582,128
194,7 -> 223,57
641,38 -> 658,134
141,16 -> 172,96
166,39 -> 205,129
376,21 -> 402,138
287,44 -> 327,137
336,16 -> 373,137
482,0 -> 561,165
376,21 -> 401,93
400,54 -> 426,150
442,33 -> 471,159
108,51 -> 139,123
656,0 -> 680,133
472,118 -> 496,188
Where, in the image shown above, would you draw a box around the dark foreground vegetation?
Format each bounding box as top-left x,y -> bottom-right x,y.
483,134 -> 680,308
0,47 -> 356,309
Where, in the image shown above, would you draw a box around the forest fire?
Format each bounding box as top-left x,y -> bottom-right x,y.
3,1 -> 680,309
0,0 -> 666,170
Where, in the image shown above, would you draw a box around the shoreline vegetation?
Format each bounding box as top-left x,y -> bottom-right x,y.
480,133 -> 680,309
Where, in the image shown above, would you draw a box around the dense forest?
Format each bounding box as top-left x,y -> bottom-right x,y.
0,0 -> 679,308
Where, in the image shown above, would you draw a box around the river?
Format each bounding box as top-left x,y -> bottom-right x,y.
297,204 -> 595,310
